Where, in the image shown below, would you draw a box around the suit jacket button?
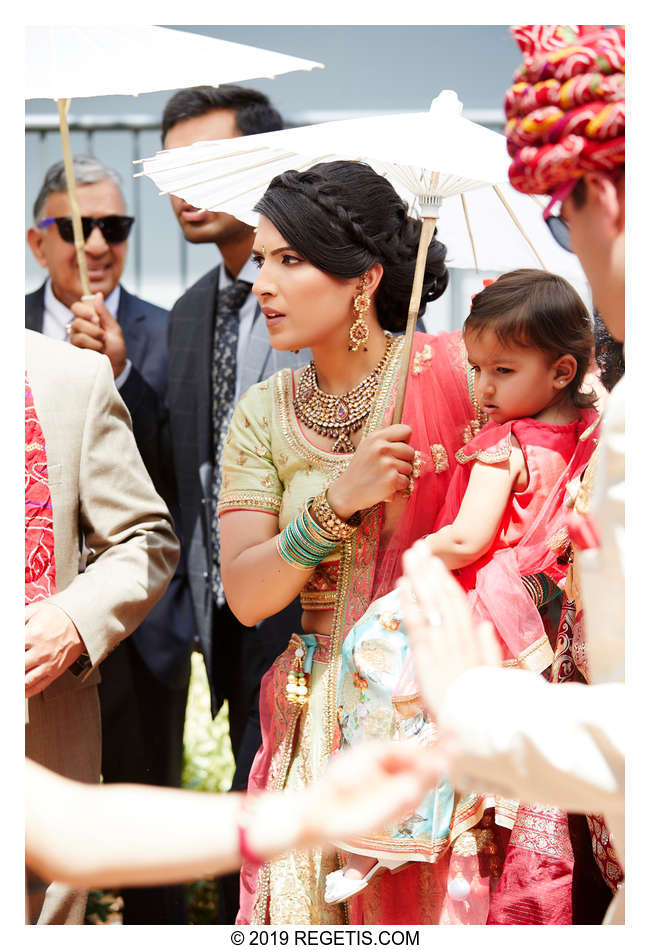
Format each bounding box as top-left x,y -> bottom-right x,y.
202,571 -> 209,580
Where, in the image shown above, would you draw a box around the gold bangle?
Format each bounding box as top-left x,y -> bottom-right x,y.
310,490 -> 361,541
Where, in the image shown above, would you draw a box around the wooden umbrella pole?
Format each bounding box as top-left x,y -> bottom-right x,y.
493,184 -> 546,271
461,193 -> 480,273
392,215 -> 437,424
57,98 -> 95,305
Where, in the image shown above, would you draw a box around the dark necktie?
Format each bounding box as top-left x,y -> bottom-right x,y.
211,278 -> 252,606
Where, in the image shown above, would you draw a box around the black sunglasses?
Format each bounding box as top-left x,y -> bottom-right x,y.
542,182 -> 577,254
544,214 -> 572,253
39,215 -> 134,244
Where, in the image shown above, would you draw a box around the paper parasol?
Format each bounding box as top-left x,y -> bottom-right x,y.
136,90 -> 569,420
25,25 -> 323,307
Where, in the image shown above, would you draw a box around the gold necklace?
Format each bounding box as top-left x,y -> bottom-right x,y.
294,333 -> 395,453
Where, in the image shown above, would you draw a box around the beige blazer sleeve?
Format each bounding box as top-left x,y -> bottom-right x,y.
26,331 -> 180,670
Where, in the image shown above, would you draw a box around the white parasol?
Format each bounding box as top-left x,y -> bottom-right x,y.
25,25 -> 323,306
135,90 -> 578,420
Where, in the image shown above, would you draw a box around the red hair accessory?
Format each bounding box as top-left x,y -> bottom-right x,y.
470,277 -> 498,305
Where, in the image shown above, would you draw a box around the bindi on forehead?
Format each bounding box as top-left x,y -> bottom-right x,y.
251,243 -> 295,257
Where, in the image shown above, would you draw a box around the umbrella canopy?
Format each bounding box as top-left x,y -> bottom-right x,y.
25,25 -> 323,306
136,90 -> 585,416
25,26 -> 324,100
137,91 -> 505,209
135,89 -> 583,277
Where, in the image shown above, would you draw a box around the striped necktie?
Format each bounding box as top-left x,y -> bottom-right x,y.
211,278 -> 252,606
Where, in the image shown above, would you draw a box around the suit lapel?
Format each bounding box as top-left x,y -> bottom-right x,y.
25,284 -> 46,332
117,287 -> 146,368
197,268 -> 219,461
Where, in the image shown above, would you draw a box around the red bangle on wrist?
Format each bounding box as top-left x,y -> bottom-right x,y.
237,797 -> 265,866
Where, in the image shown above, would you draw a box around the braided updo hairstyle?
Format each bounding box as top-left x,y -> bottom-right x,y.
253,161 -> 449,332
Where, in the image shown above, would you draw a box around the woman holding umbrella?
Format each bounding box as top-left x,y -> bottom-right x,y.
217,160 -> 485,924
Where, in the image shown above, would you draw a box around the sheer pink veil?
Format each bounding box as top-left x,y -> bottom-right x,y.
464,412 -> 600,665
371,330 -> 479,600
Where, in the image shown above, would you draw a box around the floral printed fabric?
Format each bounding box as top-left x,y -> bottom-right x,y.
338,587 -> 456,860
25,373 -> 56,604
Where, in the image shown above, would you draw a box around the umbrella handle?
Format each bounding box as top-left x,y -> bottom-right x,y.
392,216 -> 437,424
57,99 -> 96,313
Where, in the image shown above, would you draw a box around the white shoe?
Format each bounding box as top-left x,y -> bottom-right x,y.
324,860 -> 406,905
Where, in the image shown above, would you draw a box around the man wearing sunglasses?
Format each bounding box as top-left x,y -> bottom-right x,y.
26,155 -> 195,925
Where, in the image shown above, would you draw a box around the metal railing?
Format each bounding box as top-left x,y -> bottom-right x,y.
25,109 -> 504,319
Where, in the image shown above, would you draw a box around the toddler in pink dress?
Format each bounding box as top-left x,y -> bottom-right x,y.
327,269 -> 600,920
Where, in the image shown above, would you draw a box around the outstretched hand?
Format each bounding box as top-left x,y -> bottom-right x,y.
69,292 -> 127,378
398,541 -> 502,719
297,740 -> 443,848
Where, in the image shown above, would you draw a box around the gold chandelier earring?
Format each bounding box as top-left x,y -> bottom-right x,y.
348,274 -> 370,352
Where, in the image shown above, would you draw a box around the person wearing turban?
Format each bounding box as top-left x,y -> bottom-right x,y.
400,24 -> 626,925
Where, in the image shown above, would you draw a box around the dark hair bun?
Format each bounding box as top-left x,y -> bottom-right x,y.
375,215 -> 449,331
254,161 -> 449,331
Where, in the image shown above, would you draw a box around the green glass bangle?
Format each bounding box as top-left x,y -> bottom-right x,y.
275,504 -> 339,570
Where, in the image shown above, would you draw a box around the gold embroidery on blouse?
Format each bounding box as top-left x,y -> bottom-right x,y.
411,342 -> 432,375
456,444 -> 511,465
274,370 -> 352,477
548,526 -> 570,551
462,419 -> 483,444
237,450 -> 247,467
254,443 -> 268,457
365,336 -> 404,432
217,491 -> 281,516
261,474 -> 274,490
300,590 -> 338,609
430,443 -> 449,473
242,415 -> 250,428
262,415 -> 269,427
574,444 -> 600,515
412,449 -> 422,479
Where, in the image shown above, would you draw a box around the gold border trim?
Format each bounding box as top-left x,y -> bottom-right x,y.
217,491 -> 281,517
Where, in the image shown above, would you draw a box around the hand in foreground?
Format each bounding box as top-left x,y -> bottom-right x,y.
296,740 -> 443,848
327,421 -> 414,519
398,542 -> 501,719
69,292 -> 127,378
25,602 -> 85,697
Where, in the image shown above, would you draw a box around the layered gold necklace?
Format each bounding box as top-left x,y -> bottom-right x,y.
294,333 -> 396,453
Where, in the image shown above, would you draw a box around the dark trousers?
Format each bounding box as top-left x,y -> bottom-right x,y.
211,598 -> 301,924
98,637 -> 190,925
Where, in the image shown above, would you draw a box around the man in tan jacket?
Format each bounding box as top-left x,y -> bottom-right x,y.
25,329 -> 179,924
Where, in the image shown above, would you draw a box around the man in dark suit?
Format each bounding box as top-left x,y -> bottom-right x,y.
160,86 -> 304,922
26,155 -> 193,924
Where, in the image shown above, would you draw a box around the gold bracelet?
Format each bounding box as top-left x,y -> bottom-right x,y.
310,490 -> 361,541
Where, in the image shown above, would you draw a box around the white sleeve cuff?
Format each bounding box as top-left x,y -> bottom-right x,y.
114,358 -> 132,390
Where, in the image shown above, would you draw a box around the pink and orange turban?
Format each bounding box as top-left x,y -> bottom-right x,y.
504,25 -> 625,195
